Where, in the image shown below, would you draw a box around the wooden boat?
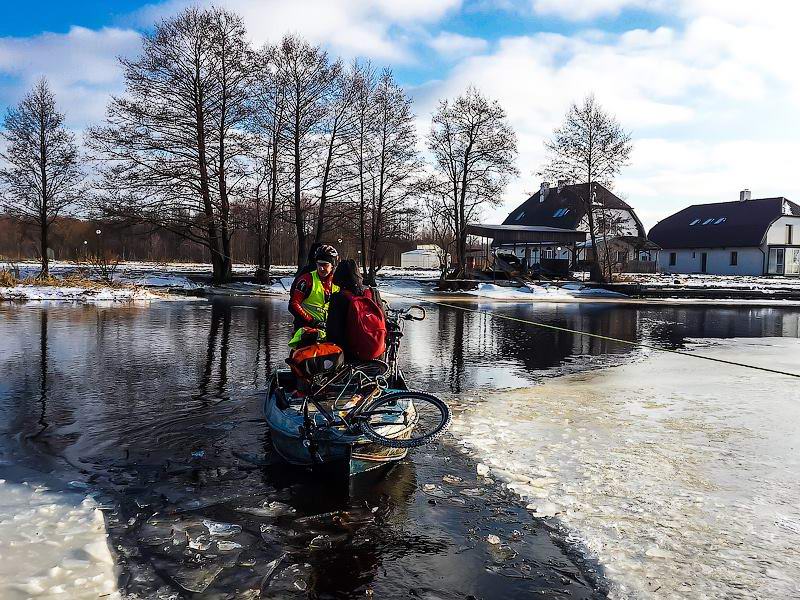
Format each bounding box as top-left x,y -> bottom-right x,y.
264,368 -> 416,475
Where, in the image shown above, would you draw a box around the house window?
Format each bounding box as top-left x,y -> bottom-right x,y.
714,217 -> 727,224
690,219 -> 700,225
730,251 -> 738,266
543,248 -> 554,259
787,224 -> 794,244
669,252 -> 677,266
552,208 -> 570,217
514,211 -> 525,222
702,218 -> 714,225
768,248 -> 786,274
616,250 -> 627,263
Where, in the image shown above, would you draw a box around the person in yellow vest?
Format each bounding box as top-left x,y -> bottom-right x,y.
288,244 -> 339,348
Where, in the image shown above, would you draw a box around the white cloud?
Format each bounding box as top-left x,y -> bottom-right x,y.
0,26 -> 140,126
530,0 -> 666,21
134,0 -> 462,61
414,7 -> 800,229
429,31 -> 489,57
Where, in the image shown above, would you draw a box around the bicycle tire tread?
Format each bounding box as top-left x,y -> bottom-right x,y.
358,390 -> 451,449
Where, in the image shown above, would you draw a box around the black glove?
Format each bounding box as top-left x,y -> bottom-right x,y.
311,319 -> 326,330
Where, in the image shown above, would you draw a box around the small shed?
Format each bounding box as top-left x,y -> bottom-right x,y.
401,245 -> 448,269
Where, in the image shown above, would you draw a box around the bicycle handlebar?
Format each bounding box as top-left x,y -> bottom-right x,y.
387,305 -> 426,322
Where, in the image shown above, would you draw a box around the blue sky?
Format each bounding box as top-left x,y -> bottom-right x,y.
1,0 -> 798,228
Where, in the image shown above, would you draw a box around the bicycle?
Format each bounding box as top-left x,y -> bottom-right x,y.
269,305 -> 451,452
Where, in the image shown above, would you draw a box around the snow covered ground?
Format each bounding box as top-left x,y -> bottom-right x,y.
0,285 -> 163,302
0,472 -> 119,599
450,338 -> 800,599
463,282 -> 628,300
618,272 -> 800,290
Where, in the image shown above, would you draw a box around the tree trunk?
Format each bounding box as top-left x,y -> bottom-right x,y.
293,109 -> 305,271
40,218 -> 49,278
584,185 -> 606,283
39,108 -> 49,278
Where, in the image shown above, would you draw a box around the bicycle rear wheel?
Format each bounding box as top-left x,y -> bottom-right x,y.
358,391 -> 451,448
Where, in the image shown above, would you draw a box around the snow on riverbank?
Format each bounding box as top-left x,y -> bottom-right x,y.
0,474 -> 119,599
450,338 -> 800,599
0,285 -> 163,302
463,282 -> 628,300
618,272 -> 800,291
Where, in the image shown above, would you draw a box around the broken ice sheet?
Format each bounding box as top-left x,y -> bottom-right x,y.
421,484 -> 449,498
235,500 -> 295,518
170,565 -> 223,593
203,519 -> 242,536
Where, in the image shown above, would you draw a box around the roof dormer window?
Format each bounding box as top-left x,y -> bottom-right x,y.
553,208 -> 570,217
514,211 -> 525,222
702,218 -> 714,225
690,219 -> 700,225
714,217 -> 727,224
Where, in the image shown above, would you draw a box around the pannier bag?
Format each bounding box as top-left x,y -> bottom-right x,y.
344,289 -> 387,360
287,342 -> 344,379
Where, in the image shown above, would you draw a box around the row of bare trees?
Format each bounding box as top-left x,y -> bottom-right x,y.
0,6 -> 632,284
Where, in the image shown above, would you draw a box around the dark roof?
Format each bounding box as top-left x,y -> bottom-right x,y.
466,223 -> 586,245
503,182 -> 643,235
648,197 -> 800,249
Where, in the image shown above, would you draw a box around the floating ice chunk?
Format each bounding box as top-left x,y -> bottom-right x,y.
236,501 -> 295,517
83,539 -> 114,564
645,546 -> 676,559
191,450 -> 205,458
477,463 -> 490,477
67,481 -> 89,490
216,540 -> 242,551
442,475 -> 463,485
486,534 -> 501,545
203,519 -> 242,536
171,565 -> 223,593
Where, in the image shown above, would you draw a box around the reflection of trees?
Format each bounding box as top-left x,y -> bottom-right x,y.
642,307 -> 800,348
253,302 -> 274,385
198,301 -> 232,400
29,309 -> 49,439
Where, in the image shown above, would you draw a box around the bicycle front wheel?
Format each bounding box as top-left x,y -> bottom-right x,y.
358,391 -> 451,448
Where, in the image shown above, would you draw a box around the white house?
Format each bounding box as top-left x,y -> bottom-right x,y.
648,191 -> 800,276
400,245 -> 448,269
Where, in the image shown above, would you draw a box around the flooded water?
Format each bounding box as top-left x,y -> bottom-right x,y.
1,298 -> 800,598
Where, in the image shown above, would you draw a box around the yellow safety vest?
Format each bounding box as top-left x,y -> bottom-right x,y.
302,270 -> 340,322
289,270 -> 339,347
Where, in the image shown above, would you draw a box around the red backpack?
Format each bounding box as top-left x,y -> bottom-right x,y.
344,289 -> 387,360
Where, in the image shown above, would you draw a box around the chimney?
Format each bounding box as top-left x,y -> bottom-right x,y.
557,179 -> 568,193
539,181 -> 550,202
739,189 -> 751,202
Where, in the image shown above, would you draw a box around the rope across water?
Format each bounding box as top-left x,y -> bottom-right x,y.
392,293 -> 800,380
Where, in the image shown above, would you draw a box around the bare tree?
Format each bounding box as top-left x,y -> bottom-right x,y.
314,63 -> 359,244
348,61 -> 378,276
250,44 -> 288,281
272,35 -> 340,269
365,69 -> 420,283
419,190 -> 457,282
89,7 -> 254,284
540,94 -> 632,282
426,87 -> 518,278
0,79 -> 82,277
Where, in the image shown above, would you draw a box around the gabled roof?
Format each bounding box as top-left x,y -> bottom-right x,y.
503,182 -> 642,234
648,197 -> 800,249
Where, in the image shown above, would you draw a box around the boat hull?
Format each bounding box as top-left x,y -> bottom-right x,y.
263,369 -> 411,475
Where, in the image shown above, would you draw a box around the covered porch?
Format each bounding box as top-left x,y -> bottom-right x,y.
465,224 -> 588,277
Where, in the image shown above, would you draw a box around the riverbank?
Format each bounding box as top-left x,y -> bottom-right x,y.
450,337 -> 800,599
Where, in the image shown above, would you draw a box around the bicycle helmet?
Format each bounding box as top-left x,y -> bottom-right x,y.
315,244 -> 339,265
